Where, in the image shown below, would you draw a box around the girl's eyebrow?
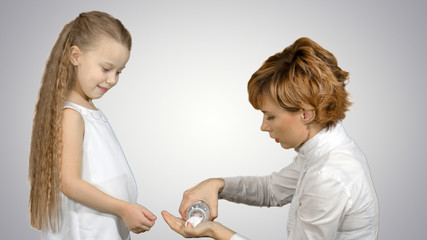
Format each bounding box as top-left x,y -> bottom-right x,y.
101,62 -> 126,70
101,62 -> 114,67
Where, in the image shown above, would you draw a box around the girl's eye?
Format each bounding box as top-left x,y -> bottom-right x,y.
266,116 -> 275,120
102,67 -> 110,72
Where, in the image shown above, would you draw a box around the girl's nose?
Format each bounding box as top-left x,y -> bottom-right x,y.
106,73 -> 118,86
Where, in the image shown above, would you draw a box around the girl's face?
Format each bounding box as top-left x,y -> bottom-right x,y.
259,98 -> 311,149
70,37 -> 130,102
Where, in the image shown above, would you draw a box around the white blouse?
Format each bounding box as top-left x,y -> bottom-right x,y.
220,123 -> 379,239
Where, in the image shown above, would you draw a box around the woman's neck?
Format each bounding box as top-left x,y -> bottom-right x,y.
307,122 -> 323,141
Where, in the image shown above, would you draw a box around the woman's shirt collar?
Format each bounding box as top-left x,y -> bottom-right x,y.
296,122 -> 349,168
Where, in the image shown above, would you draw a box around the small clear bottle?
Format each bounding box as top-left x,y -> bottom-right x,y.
185,201 -> 210,227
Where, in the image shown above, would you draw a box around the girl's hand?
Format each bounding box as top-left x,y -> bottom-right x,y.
120,203 -> 157,234
179,178 -> 225,221
161,210 -> 235,240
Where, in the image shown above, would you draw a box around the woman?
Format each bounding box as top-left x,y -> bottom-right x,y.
162,37 -> 379,240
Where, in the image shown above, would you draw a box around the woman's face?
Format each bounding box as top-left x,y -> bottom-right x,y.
259,98 -> 310,149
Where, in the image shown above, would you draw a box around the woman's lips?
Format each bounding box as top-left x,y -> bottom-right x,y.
275,139 -> 280,143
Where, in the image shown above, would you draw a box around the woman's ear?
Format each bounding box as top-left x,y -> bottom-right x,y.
302,109 -> 316,123
70,46 -> 81,66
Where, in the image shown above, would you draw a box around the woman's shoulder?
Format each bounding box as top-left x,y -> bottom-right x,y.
306,147 -> 366,188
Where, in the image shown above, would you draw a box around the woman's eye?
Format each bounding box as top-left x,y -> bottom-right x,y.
266,116 -> 275,120
102,67 -> 110,72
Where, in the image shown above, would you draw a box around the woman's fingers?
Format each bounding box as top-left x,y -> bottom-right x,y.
161,210 -> 189,237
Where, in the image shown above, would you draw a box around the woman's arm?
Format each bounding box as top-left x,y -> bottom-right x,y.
178,159 -> 301,222
60,108 -> 156,233
218,159 -> 301,207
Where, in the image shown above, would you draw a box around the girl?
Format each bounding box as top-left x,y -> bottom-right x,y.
162,37 -> 379,239
28,11 -> 156,239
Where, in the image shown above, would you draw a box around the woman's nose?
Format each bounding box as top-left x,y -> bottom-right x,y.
260,119 -> 271,132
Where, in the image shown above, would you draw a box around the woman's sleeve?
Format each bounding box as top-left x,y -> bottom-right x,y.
218,157 -> 301,207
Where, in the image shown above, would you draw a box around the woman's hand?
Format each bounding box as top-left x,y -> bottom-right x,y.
120,203 -> 157,234
179,178 -> 225,221
161,210 -> 235,240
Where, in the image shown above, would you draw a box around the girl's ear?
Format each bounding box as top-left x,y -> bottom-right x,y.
302,109 -> 316,123
70,46 -> 81,66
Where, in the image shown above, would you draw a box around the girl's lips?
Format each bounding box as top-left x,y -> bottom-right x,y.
98,86 -> 109,93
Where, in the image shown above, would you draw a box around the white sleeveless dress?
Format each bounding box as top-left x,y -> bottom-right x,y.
42,102 -> 138,240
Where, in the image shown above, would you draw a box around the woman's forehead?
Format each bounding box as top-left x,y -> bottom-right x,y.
260,97 -> 281,112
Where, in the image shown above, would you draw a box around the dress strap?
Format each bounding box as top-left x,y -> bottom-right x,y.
63,101 -> 83,113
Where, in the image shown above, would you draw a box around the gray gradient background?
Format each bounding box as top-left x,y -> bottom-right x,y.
1,0 -> 426,239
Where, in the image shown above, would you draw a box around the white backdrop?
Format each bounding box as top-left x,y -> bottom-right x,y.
1,0 -> 426,239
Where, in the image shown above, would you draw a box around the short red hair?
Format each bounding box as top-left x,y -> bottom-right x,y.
248,37 -> 351,129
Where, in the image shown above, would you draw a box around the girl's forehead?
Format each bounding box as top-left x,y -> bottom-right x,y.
81,36 -> 126,52
92,36 -> 125,49
86,37 -> 130,64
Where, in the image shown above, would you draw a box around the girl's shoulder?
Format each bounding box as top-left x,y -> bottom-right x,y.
64,101 -> 98,112
63,101 -> 84,117
62,104 -> 85,134
63,102 -> 86,119
64,101 -> 107,123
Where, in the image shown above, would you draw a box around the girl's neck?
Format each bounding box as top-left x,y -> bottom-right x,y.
66,90 -> 97,110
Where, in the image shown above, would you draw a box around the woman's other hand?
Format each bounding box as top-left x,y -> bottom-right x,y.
161,210 -> 235,240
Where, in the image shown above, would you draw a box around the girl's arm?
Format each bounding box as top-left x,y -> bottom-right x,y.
60,108 -> 156,233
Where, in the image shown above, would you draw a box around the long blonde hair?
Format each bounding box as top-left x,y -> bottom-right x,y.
28,11 -> 132,231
